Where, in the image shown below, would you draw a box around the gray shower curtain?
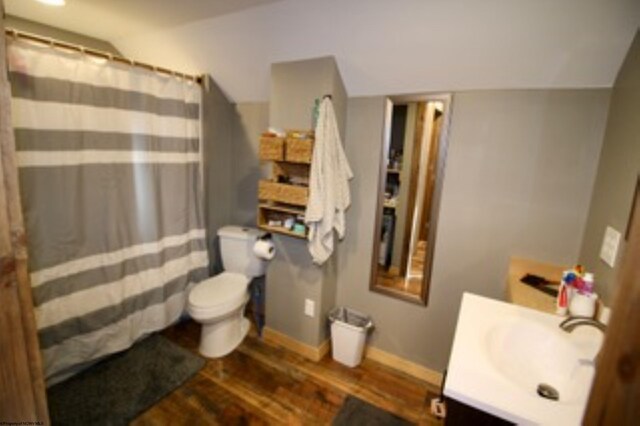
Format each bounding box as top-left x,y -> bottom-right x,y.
7,39 -> 208,382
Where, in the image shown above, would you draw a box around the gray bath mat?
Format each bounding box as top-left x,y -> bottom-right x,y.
333,396 -> 413,426
47,334 -> 205,425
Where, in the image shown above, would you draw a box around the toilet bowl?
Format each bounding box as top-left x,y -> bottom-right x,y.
186,226 -> 268,358
188,272 -> 251,358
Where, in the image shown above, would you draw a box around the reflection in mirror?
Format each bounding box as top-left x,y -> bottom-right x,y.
370,95 -> 451,304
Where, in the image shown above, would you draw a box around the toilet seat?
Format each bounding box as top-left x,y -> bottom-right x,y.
188,272 -> 250,318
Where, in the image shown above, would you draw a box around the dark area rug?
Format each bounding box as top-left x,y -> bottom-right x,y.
333,396 -> 414,426
47,334 -> 205,426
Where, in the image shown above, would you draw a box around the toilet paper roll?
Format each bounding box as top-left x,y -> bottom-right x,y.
253,239 -> 276,260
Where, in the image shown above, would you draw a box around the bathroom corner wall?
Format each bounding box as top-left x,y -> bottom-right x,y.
579,31 -> 640,304
265,56 -> 347,346
202,76 -> 234,273
230,103 -> 270,226
270,56 -> 347,137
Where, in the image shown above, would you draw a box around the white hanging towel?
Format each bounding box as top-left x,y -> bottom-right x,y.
305,97 -> 353,265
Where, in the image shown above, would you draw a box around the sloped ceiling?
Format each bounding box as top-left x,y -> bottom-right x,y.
6,0 -> 640,102
5,0 -> 284,40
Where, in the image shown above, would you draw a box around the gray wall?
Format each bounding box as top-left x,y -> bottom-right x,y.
5,15 -> 120,55
270,56 -> 347,137
580,31 -> 640,304
337,90 -> 610,371
202,76 -> 234,272
265,56 -> 347,346
229,103 -> 270,226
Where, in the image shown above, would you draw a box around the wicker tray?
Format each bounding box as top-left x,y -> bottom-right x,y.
258,180 -> 309,206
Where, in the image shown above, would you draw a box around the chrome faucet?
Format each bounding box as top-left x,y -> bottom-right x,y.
559,316 -> 607,362
559,316 -> 607,333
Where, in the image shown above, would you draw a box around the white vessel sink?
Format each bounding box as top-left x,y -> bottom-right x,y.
445,293 -> 603,425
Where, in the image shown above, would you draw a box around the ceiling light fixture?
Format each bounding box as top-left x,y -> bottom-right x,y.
35,0 -> 66,6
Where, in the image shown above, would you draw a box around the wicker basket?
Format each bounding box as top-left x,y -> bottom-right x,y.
258,180 -> 309,206
259,136 -> 285,161
285,138 -> 314,164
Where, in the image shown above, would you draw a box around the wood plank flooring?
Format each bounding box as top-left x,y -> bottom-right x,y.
376,240 -> 427,297
376,267 -> 423,296
132,320 -> 442,425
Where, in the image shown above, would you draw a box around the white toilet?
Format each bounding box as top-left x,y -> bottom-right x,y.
187,226 -> 267,358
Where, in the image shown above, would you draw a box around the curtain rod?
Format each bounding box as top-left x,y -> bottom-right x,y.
4,27 -> 204,85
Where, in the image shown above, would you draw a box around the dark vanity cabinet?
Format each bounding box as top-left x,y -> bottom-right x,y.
445,398 -> 514,426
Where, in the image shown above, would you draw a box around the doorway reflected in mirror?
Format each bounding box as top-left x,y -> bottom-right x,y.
371,95 -> 451,304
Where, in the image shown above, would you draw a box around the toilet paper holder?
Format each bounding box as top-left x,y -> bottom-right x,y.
258,232 -> 272,241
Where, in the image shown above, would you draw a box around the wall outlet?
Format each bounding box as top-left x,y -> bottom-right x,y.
599,226 -> 621,268
304,299 -> 315,317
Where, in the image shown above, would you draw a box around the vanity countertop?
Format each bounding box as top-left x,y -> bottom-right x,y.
506,257 -> 566,314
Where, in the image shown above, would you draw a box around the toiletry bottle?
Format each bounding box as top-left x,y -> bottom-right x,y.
583,272 -> 595,294
569,292 -> 598,318
569,272 -> 597,318
556,283 -> 568,315
556,271 -> 570,316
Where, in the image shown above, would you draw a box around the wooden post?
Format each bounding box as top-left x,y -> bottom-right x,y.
584,184 -> 640,424
0,3 -> 49,422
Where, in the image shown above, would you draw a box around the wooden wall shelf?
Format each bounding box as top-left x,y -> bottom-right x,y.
258,203 -> 307,239
257,130 -> 314,239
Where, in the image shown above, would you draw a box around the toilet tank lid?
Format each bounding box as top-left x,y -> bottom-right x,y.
217,226 -> 262,241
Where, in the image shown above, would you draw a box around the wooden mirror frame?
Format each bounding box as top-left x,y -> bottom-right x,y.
369,94 -> 453,305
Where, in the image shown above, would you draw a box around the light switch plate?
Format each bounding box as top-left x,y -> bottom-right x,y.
304,299 -> 315,317
599,226 -> 621,267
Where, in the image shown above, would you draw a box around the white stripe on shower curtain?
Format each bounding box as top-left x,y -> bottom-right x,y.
12,99 -> 200,140
41,292 -> 187,380
36,250 -> 208,328
17,150 -> 201,167
31,228 -> 206,287
8,39 -> 208,384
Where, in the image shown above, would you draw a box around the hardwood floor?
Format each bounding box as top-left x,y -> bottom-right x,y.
132,320 -> 442,425
409,241 -> 427,278
376,240 -> 427,297
376,267 -> 423,296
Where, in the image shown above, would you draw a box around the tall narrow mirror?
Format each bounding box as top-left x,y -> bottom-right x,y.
370,95 -> 451,304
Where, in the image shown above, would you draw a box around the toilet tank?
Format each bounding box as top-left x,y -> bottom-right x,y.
217,226 -> 267,277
